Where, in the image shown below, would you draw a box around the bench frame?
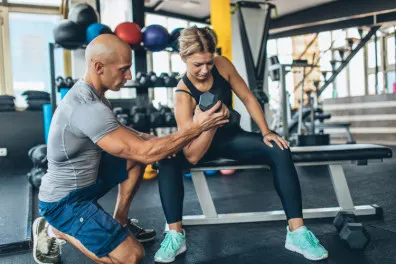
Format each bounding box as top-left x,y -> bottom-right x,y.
181,160 -> 381,226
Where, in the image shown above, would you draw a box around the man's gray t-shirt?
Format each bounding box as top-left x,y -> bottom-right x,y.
39,80 -> 120,203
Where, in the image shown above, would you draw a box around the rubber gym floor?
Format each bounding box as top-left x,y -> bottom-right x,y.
1,147 -> 395,264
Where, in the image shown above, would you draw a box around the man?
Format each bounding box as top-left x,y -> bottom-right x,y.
32,34 -> 229,264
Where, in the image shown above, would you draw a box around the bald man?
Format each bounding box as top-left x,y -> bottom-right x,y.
32,34 -> 228,264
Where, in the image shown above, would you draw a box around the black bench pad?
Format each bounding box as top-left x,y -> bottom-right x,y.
192,144 -> 393,169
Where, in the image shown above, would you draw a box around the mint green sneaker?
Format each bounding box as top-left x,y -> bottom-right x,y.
154,230 -> 186,263
285,226 -> 328,261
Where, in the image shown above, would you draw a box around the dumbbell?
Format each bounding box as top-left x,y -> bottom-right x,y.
65,76 -> 75,88
159,106 -> 176,127
159,73 -> 170,86
333,211 -> 369,249
164,72 -> 179,87
147,72 -> 164,87
198,92 -> 241,128
146,104 -> 165,128
27,167 -> 46,189
55,76 -> 67,90
138,73 -> 153,87
130,106 -> 149,129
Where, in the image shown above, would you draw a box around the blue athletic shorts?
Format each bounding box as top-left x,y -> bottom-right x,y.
38,152 -> 129,258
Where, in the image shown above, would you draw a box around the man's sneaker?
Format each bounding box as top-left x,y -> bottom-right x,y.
126,218 -> 156,243
154,230 -> 186,263
285,226 -> 328,261
32,217 -> 65,264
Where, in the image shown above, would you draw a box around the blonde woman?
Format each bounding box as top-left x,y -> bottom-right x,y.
154,26 -> 328,263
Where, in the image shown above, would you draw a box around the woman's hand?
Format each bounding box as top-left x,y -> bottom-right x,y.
263,132 -> 290,150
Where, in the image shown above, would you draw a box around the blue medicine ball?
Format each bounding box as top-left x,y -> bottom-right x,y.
142,25 -> 169,52
169,27 -> 184,52
86,23 -> 113,43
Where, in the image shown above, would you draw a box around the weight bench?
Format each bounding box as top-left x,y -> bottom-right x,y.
316,122 -> 355,144
182,144 -> 392,226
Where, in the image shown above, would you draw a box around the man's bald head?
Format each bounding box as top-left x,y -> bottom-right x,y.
84,34 -> 133,93
85,34 -> 131,66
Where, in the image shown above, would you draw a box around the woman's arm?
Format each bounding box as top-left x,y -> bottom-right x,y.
216,56 -> 289,149
175,83 -> 226,165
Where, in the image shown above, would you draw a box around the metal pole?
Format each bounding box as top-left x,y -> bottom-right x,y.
280,65 -> 289,139
49,43 -> 56,114
374,32 -> 379,94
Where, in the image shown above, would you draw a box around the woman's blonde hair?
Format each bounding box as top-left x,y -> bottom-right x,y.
178,26 -> 217,58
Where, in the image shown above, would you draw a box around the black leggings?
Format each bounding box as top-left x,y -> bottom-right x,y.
158,127 -> 303,224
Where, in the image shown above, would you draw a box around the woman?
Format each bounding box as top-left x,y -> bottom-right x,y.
154,26 -> 328,263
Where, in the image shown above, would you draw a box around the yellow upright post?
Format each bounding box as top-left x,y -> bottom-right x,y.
210,0 -> 232,61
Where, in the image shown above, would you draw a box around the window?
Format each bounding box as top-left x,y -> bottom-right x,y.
8,12 -> 64,107
167,17 -> 188,33
267,39 -> 277,57
386,72 -> 395,93
100,0 -> 132,31
277,37 -> 292,64
367,40 -> 382,69
386,35 -> 395,65
335,68 -> 348,98
349,49 -> 365,96
368,73 -> 383,95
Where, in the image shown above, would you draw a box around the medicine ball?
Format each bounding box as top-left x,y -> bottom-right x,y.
68,3 -> 98,30
53,19 -> 85,50
86,23 -> 113,43
142,24 -> 169,52
114,22 -> 142,48
169,27 -> 183,52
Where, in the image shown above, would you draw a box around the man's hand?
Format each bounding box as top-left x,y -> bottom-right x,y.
193,101 -> 229,132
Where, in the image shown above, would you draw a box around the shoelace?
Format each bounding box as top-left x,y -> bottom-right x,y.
49,238 -> 66,255
160,232 -> 179,253
299,230 -> 320,249
129,218 -> 144,231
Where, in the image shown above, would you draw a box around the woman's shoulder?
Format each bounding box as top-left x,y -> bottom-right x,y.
214,55 -> 233,81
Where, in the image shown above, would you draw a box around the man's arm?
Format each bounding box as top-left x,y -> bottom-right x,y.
98,101 -> 228,164
119,122 -> 154,141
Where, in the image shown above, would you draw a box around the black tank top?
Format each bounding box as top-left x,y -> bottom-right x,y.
178,65 -> 233,108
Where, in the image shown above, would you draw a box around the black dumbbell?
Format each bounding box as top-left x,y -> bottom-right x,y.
159,73 -> 170,86
198,92 -> 240,128
146,104 -> 165,128
146,72 -> 163,87
56,76 -> 67,90
164,72 -> 178,87
130,106 -> 149,129
27,167 -> 46,189
199,92 -> 220,111
333,211 -> 369,249
65,76 -> 75,88
159,106 -> 176,127
138,73 -> 151,87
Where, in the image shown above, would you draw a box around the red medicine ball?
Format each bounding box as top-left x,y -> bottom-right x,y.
115,22 -> 142,48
